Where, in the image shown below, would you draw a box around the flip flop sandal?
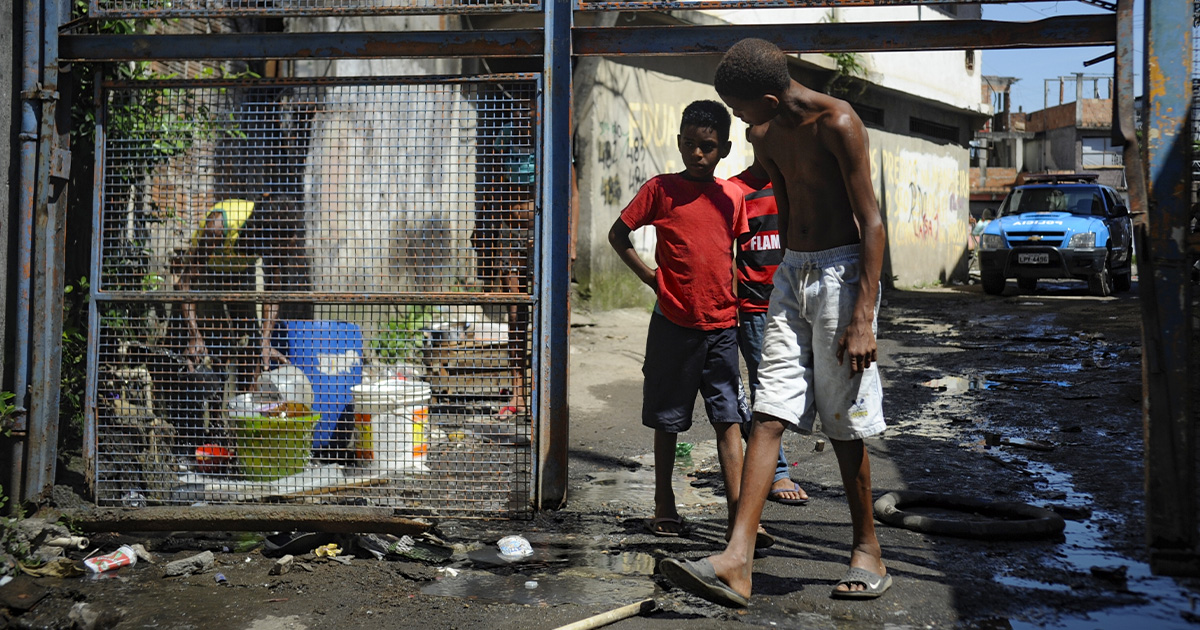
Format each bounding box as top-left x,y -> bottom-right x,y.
262,532 -> 335,558
645,516 -> 689,537
660,558 -> 748,608
767,482 -> 810,506
830,566 -> 893,599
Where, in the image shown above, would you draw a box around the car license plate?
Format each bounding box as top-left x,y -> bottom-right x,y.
1018,253 -> 1049,265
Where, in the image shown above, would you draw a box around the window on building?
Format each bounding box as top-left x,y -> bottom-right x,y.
910,117 -> 960,144
1082,136 -> 1122,167
849,102 -> 884,127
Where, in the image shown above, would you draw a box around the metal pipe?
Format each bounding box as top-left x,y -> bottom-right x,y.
25,0 -> 67,503
91,291 -> 535,304
58,506 -> 434,534
10,0 -> 43,508
84,77 -> 104,497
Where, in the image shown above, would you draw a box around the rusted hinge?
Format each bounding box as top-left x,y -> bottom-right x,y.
50,145 -> 71,181
21,85 -> 59,101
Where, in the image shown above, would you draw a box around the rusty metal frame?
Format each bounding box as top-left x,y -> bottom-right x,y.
1117,0 -> 1198,576
59,15 -> 1117,62
83,0 -> 542,21
575,0 -> 1113,11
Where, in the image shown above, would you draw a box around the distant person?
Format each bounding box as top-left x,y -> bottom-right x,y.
730,135 -> 809,508
609,100 -> 773,547
176,195 -> 287,390
661,38 -> 890,605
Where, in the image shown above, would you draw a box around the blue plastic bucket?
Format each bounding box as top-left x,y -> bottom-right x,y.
284,320 -> 364,448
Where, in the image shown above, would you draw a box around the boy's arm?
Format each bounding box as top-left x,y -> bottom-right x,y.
755,147 -> 790,248
608,218 -> 657,290
179,209 -> 225,366
823,110 -> 885,375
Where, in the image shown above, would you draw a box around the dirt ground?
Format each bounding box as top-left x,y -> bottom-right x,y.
4,279 -> 1200,630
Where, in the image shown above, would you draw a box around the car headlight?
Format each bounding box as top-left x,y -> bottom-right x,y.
981,234 -> 1005,249
1068,232 -> 1096,248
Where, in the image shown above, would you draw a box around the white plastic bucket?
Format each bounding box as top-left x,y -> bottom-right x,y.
350,379 -> 432,473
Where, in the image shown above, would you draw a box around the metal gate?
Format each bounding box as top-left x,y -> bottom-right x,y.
7,0 -> 1187,562
89,74 -> 541,516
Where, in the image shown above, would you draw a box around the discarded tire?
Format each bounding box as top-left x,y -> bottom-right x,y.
873,490 -> 1065,540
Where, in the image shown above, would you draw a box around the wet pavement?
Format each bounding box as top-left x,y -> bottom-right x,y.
5,282 -> 1200,629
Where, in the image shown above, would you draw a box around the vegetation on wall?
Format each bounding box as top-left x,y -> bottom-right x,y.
821,11 -> 869,98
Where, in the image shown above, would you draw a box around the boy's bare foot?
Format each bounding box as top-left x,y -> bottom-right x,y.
767,479 -> 809,505
705,551 -> 754,601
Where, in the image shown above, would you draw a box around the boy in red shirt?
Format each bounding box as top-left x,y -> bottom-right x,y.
608,100 -> 751,540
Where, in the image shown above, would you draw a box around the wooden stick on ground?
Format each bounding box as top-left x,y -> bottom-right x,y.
551,598 -> 656,630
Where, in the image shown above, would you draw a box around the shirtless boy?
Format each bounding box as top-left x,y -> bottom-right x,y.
661,37 -> 890,605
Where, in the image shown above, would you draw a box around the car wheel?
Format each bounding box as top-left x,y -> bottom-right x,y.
982,272 -> 1006,295
1112,269 -> 1132,292
1017,278 -> 1037,292
1107,243 -> 1132,293
1088,268 -> 1112,297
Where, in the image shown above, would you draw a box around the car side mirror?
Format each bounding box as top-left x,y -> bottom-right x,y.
1112,204 -> 1129,217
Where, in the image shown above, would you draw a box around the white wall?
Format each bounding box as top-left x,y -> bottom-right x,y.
705,6 -> 986,113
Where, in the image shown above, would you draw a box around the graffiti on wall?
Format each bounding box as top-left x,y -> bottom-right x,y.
596,101 -> 683,206
873,147 -> 968,248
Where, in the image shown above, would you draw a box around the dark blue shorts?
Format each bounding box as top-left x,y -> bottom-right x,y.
642,311 -> 745,433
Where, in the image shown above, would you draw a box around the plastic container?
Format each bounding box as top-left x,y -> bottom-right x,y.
349,379 -> 432,472
284,320 -> 364,449
84,545 -> 137,573
257,366 -> 315,409
497,535 -> 533,559
229,397 -> 319,481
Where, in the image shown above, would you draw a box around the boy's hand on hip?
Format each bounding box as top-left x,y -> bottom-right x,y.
836,322 -> 877,375
640,268 -> 659,292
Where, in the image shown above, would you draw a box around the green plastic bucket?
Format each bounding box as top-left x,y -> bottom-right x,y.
230,400 -> 319,481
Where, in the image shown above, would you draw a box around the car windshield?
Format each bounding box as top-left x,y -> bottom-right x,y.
1000,187 -> 1105,217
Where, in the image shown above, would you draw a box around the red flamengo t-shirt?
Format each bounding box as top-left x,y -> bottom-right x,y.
730,169 -> 784,314
620,173 -> 748,330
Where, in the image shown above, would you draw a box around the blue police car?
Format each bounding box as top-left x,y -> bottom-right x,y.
977,173 -> 1133,296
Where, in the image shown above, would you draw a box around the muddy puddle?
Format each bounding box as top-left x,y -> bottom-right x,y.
986,454 -> 1197,629
572,440 -> 724,511
423,535 -> 659,607
421,573 -> 654,607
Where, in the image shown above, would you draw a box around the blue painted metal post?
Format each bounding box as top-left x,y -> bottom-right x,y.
9,0 -> 44,507
1140,0 -> 1197,575
538,0 -> 571,509
27,0 -> 68,501
84,79 -> 105,496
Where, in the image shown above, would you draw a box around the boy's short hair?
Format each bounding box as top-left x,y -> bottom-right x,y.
680,100 -> 732,143
714,38 -> 791,101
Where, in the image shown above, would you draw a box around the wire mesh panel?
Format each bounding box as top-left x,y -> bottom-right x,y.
98,76 -> 537,297
91,75 -> 538,517
89,0 -> 539,19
